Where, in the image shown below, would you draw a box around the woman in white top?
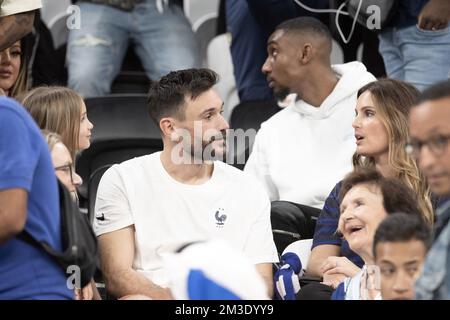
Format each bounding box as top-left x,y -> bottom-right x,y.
331,168 -> 425,300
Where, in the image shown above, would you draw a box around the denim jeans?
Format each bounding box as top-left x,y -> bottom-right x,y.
378,24 -> 450,91
226,0 -> 272,102
67,1 -> 201,97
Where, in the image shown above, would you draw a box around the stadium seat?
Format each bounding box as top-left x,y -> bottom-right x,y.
76,94 -> 163,204
206,34 -> 239,122
87,164 -> 112,225
271,201 -> 320,255
111,71 -> 151,94
193,14 -> 218,67
88,163 -> 119,300
46,10 -> 69,50
111,47 -> 151,94
228,100 -> 281,169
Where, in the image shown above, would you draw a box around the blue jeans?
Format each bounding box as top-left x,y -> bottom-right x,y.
378,24 -> 450,91
226,0 -> 273,102
67,1 -> 201,97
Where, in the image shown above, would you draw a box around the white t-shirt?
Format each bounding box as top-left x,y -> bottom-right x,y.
94,152 -> 279,287
0,0 -> 42,16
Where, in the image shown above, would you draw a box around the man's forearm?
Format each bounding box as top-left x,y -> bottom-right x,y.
0,228 -> 15,244
306,258 -> 323,277
255,263 -> 274,298
0,225 -> 21,244
105,268 -> 172,300
0,11 -> 35,51
0,210 -> 25,245
261,274 -> 274,298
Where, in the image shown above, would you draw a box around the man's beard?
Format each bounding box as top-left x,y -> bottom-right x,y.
273,86 -> 291,102
190,129 -> 227,162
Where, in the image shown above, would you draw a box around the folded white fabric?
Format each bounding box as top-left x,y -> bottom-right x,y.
161,240 -> 269,300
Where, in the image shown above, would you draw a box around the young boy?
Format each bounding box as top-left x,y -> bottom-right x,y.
373,213 -> 431,300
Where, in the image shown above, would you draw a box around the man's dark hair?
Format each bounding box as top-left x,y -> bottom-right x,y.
415,80 -> 450,105
275,16 -> 332,42
148,68 -> 219,125
339,168 -> 422,217
373,213 -> 431,258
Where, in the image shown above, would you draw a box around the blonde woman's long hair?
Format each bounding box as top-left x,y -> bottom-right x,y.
353,79 -> 434,224
22,86 -> 84,161
3,39 -> 29,99
9,55 -> 28,99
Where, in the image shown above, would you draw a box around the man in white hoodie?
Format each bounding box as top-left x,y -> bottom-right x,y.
244,17 -> 376,243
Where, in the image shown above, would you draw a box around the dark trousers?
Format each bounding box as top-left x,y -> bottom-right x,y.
271,201 -> 321,255
296,282 -> 334,300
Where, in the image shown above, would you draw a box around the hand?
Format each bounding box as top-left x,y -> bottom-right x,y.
418,0 -> 450,31
319,256 -> 361,277
321,272 -> 347,289
74,283 -> 94,300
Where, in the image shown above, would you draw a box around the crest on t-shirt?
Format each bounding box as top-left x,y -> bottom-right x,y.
214,208 -> 227,228
96,213 -> 106,221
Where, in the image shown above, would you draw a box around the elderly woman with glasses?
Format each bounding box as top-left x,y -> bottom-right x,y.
299,79 -> 436,300
42,130 -> 83,200
42,130 -> 101,300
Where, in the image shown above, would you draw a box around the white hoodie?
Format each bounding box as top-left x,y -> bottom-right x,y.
244,61 -> 376,209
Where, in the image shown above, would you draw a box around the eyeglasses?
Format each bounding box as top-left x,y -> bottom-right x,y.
405,134 -> 450,159
55,164 -> 75,184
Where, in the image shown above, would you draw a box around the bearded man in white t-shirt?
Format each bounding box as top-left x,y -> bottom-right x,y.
94,68 -> 279,299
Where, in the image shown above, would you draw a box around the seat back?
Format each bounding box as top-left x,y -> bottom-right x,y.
88,164 -> 112,225
47,11 -> 69,49
206,34 -> 239,122
193,14 -> 218,67
76,94 -> 163,200
111,71 -> 151,94
229,100 -> 281,169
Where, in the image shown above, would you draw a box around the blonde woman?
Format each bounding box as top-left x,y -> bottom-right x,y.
300,79 -> 435,299
351,80 -> 433,223
42,130 -> 100,300
23,86 -> 94,160
0,39 -> 29,99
